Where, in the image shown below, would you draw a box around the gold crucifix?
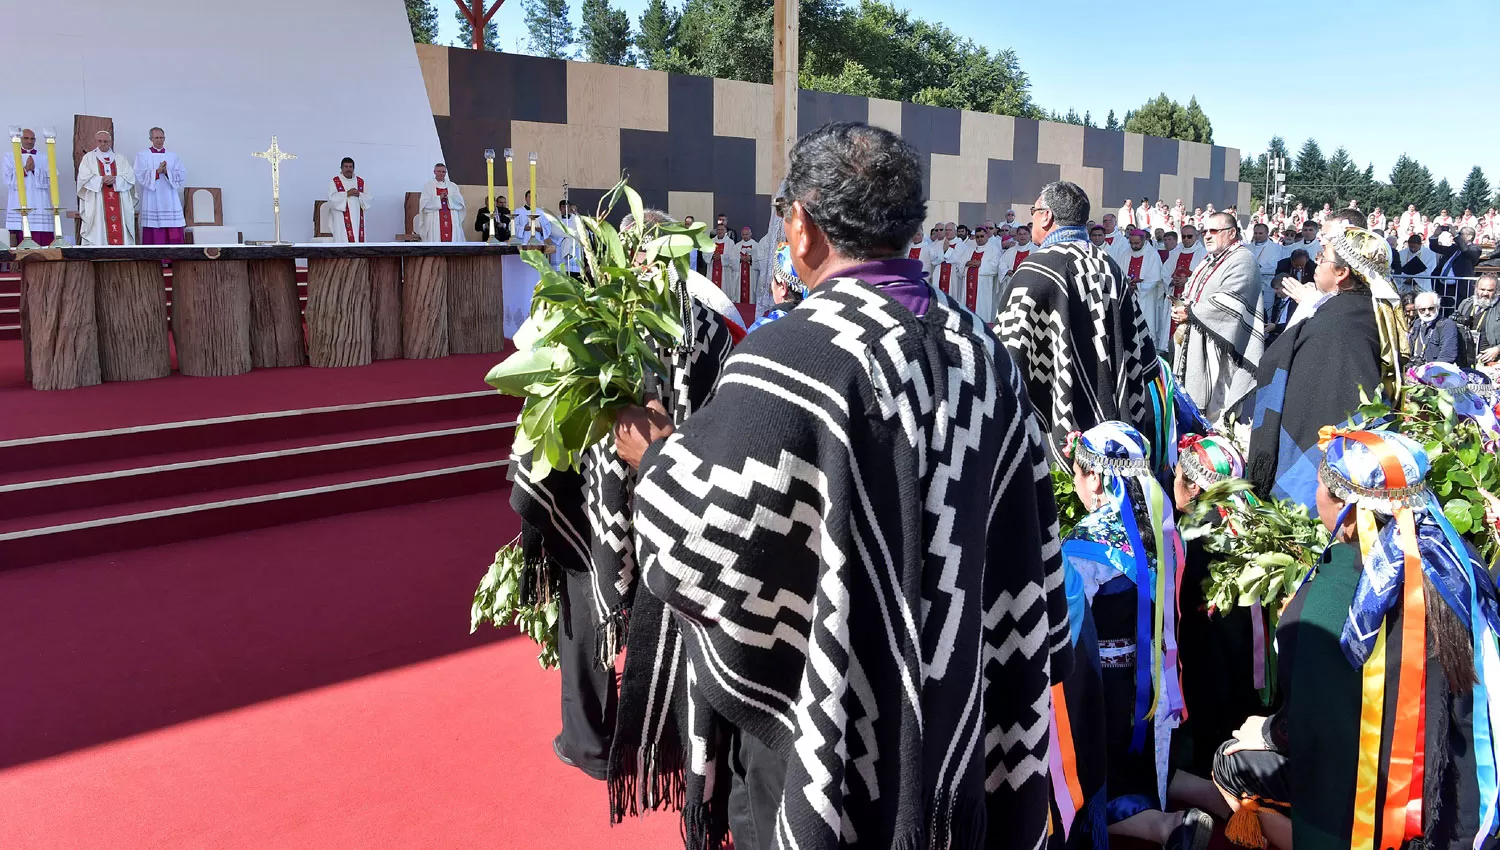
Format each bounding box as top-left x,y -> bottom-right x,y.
252,135 -> 297,244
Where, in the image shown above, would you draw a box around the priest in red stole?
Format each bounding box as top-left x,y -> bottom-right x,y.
325,157 -> 371,243
1164,224 -> 1207,303
709,222 -> 736,301
77,130 -> 136,246
960,225 -> 1003,321
729,225 -> 760,305
1124,229 -> 1169,348
418,163 -> 466,242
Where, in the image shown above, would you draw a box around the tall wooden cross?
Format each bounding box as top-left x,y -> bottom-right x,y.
252,135 -> 297,244
772,0 -> 798,191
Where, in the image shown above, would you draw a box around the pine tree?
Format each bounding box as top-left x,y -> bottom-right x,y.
1291,138 -> 1327,207
1433,178 -> 1457,215
581,0 -> 634,65
407,0 -> 440,43
1122,94 -> 1179,139
525,0 -> 574,59
1388,155 -> 1434,213
1182,96 -> 1212,143
635,0 -> 678,68
1325,147 -> 1358,205
456,7 -> 501,51
1104,109 -> 1119,131
1459,166 -> 1492,215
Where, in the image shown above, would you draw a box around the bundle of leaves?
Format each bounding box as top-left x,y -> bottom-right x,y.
1355,385 -> 1500,558
471,540 -> 559,669
1180,479 -> 1330,618
1050,465 -> 1087,538
484,179 -> 715,479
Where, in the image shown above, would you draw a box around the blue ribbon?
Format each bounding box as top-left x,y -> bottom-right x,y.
1116,486 -> 1155,754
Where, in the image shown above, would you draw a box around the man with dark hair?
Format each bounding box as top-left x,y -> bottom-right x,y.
996,179 -> 1161,458
325,156 -> 370,243
610,121 -> 1071,850
1430,225 -> 1481,288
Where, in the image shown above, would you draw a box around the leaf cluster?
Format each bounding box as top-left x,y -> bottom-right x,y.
1180,480 -> 1330,618
471,543 -> 560,669
485,179 -> 713,479
1050,465 -> 1087,539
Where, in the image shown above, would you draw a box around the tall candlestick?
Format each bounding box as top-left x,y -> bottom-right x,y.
528,151 -> 537,221
42,127 -> 64,244
504,148 -> 514,239
7,126 -> 36,248
483,148 -> 498,244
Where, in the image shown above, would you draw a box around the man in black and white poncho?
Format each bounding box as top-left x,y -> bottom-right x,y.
507,209 -> 743,805
613,122 -> 1073,850
994,181 -> 1161,464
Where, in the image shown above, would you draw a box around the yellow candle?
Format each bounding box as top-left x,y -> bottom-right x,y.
504,150 -> 514,226
45,136 -> 61,209
486,158 -> 496,233
528,153 -> 537,218
9,136 -> 27,212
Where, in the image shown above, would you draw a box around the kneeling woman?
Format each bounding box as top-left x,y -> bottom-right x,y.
1213,429 -> 1500,850
1055,422 -> 1214,849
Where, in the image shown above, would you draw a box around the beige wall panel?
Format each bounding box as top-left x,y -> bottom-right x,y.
756,138 -> 775,195
1224,148 -> 1240,182
1178,141 -> 1212,180
668,191 -> 715,225
960,110 -> 1015,161
1059,165 -> 1104,211
1159,174 -> 1193,212
930,153 -> 988,203
455,183 -> 490,233
568,125 -> 622,188
510,121 -> 572,193
926,200 -> 959,230
867,98 -> 903,135
416,44 -> 450,118
714,78 -> 773,139
1037,120 -> 1085,167
1238,182 -> 1253,214
617,67 -> 669,132
567,61 -> 622,130
1123,133 -> 1144,172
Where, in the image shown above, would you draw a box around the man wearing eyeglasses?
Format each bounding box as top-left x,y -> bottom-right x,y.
1282,220 -> 1321,264
1171,212 -> 1267,424
1408,291 -> 1459,367
1165,225 -> 1206,304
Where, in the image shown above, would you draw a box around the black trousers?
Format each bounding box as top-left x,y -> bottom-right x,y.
556,566 -> 616,778
726,728 -> 788,850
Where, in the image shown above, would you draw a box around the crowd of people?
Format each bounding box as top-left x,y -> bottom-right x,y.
504,120 -> 1500,850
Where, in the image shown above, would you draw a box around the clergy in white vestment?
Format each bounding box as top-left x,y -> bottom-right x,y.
417,162 -> 467,243
999,226 -> 1035,287
77,130 -> 136,246
1170,200 -> 1186,233
920,222 -> 963,295
552,202 -> 581,273
1164,225 -> 1208,303
511,191 -> 552,246
959,226 -> 1003,321
325,157 -> 371,243
1369,207 -> 1387,232
3,128 -> 52,245
1117,200 -> 1135,231
133,127 -> 186,244
1124,229 -> 1169,348
1246,222 -> 1283,312
1099,214 -> 1133,268
729,226 -> 760,306
1282,220 -> 1321,263
904,232 -> 929,265
1133,199 -> 1150,231
683,215 -> 700,273
707,222 -> 737,301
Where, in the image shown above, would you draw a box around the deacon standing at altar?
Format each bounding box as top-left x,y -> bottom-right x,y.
77,130 -> 136,246
417,162 -> 466,243
133,127 -> 186,245
325,157 -> 370,243
3,128 -> 52,246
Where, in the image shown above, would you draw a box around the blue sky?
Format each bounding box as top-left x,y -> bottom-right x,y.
438,0 -> 1491,189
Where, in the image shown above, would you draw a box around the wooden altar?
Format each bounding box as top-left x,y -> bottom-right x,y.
4,243 -> 551,391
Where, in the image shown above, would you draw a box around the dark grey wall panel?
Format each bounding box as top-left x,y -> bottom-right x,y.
711,136 -> 757,196
1083,127 -> 1123,171
668,74 -> 713,138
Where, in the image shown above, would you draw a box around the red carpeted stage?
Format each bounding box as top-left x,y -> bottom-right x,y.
0,276 -> 680,848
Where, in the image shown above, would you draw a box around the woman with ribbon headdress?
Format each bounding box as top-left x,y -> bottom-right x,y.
746,243 -> 804,332
1053,422 -> 1215,850
1213,429 -> 1500,850
1171,435 -> 1267,784
1247,225 -> 1406,511
1406,362 -> 1500,443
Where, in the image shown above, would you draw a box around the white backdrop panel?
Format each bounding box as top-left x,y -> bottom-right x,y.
8,0 -> 443,243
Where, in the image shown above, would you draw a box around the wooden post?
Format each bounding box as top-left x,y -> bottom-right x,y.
370,257 -> 403,360
402,256 -> 448,359
95,261 -> 170,381
247,258 -> 306,368
446,254 -> 504,354
306,257 -> 373,368
771,0 -> 799,190
20,260 -> 101,391
172,260 -> 252,377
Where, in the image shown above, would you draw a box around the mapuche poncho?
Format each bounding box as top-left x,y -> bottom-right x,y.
633,278 -> 1074,849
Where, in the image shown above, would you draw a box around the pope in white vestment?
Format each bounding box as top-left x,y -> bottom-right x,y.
417,164 -> 466,243
325,158 -> 371,243
3,129 -> 51,243
133,128 -> 186,244
77,132 -> 136,246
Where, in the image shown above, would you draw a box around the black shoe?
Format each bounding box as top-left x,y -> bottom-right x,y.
553,734 -> 608,781
1166,808 -> 1215,850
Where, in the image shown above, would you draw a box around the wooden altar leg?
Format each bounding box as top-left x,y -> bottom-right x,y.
96,261 -> 171,382
20,261 -> 101,391
172,260 -> 252,377
370,257 -> 402,361
306,258 -> 373,368
446,255 -> 505,354
402,256 -> 448,359
247,259 -> 306,368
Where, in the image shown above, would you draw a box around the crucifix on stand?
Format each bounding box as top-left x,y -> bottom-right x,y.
251,136 -> 297,245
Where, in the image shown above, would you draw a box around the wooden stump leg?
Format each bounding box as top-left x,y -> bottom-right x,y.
447,255 -> 505,354
172,260 -> 252,377
402,256 -> 448,359
247,259 -> 307,368
96,261 -> 171,382
20,261 -> 102,390
370,257 -> 402,361
306,258 -> 373,368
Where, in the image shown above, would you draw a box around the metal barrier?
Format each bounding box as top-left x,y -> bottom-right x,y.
1396,274 -> 1485,316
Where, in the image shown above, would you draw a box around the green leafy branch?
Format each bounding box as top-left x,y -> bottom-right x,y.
1050,465 -> 1087,539
471,541 -> 560,669
485,178 -> 715,479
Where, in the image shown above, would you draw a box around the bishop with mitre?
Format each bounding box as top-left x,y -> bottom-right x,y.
417,162 -> 465,242
325,156 -> 371,243
78,130 -> 136,246
3,128 -> 52,246
133,127 -> 187,245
